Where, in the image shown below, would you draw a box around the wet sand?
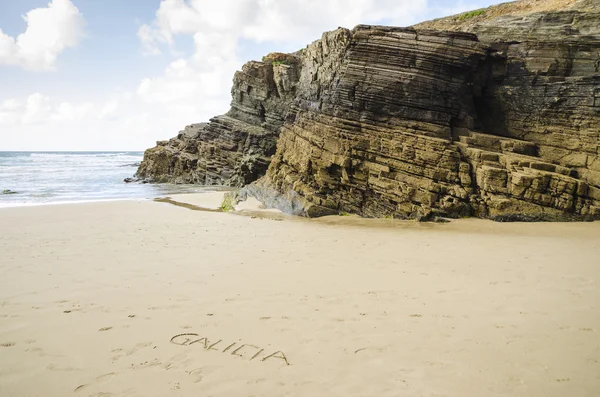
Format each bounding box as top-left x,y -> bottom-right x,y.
1,195 -> 599,396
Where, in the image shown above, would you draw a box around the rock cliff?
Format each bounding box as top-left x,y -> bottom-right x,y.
137,0 -> 600,221
136,52 -> 301,186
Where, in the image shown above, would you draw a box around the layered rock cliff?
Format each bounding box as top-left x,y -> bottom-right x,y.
137,0 -> 600,221
136,52 -> 301,186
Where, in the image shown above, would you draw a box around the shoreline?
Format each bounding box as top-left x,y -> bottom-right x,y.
0,187 -> 238,210
0,197 -> 150,209
3,192 -> 600,237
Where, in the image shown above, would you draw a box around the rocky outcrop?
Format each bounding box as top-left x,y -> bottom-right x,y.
136,53 -> 302,186
138,0 -> 600,221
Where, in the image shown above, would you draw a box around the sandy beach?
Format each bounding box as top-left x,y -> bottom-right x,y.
1,194 -> 599,397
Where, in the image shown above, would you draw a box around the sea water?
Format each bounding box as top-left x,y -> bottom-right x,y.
0,151 -> 211,208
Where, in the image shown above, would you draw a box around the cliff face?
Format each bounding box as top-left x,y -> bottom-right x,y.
137,0 -> 600,221
136,53 -> 301,186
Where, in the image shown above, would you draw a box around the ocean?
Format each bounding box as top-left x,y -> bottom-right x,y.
0,151 -> 210,208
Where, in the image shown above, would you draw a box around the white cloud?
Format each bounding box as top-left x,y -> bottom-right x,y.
241,0 -> 427,42
53,101 -> 95,122
134,0 -> 428,135
0,93 -> 110,125
0,98 -> 22,111
99,100 -> 119,119
0,90 -> 209,151
137,24 -> 161,56
2,0 -> 467,151
0,0 -> 85,71
139,0 -> 427,53
22,93 -> 52,124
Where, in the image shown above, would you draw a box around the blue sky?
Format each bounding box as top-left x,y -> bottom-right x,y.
0,1 -> 167,101
0,0 -> 503,151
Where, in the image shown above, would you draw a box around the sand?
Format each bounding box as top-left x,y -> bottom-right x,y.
0,194 -> 599,397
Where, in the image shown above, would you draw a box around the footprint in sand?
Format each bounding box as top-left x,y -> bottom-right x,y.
249,378 -> 267,385
95,373 -> 117,385
74,373 -> 116,393
26,347 -> 43,354
111,342 -> 153,361
187,368 -> 204,383
354,346 -> 389,355
47,364 -> 80,372
166,353 -> 193,369
131,359 -> 162,370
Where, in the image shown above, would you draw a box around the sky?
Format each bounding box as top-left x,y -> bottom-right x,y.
0,0 -> 503,151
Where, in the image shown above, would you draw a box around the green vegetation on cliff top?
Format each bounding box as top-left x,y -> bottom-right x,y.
456,9 -> 485,21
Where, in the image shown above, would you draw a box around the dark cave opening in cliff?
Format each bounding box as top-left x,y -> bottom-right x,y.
472,86 -> 510,138
470,52 -> 511,139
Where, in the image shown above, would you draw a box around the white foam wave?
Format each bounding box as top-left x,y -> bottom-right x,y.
0,197 -> 149,209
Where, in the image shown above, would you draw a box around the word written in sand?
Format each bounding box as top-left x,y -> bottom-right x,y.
170,334 -> 289,365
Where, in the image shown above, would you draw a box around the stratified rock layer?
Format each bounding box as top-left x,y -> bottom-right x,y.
138,0 -> 600,221
136,53 -> 301,186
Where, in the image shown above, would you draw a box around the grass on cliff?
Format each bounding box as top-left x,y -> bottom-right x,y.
456,9 -> 485,21
220,194 -> 235,212
262,56 -> 293,66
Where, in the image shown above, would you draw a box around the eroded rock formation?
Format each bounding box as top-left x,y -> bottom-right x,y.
138,0 -> 600,221
136,52 -> 301,186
